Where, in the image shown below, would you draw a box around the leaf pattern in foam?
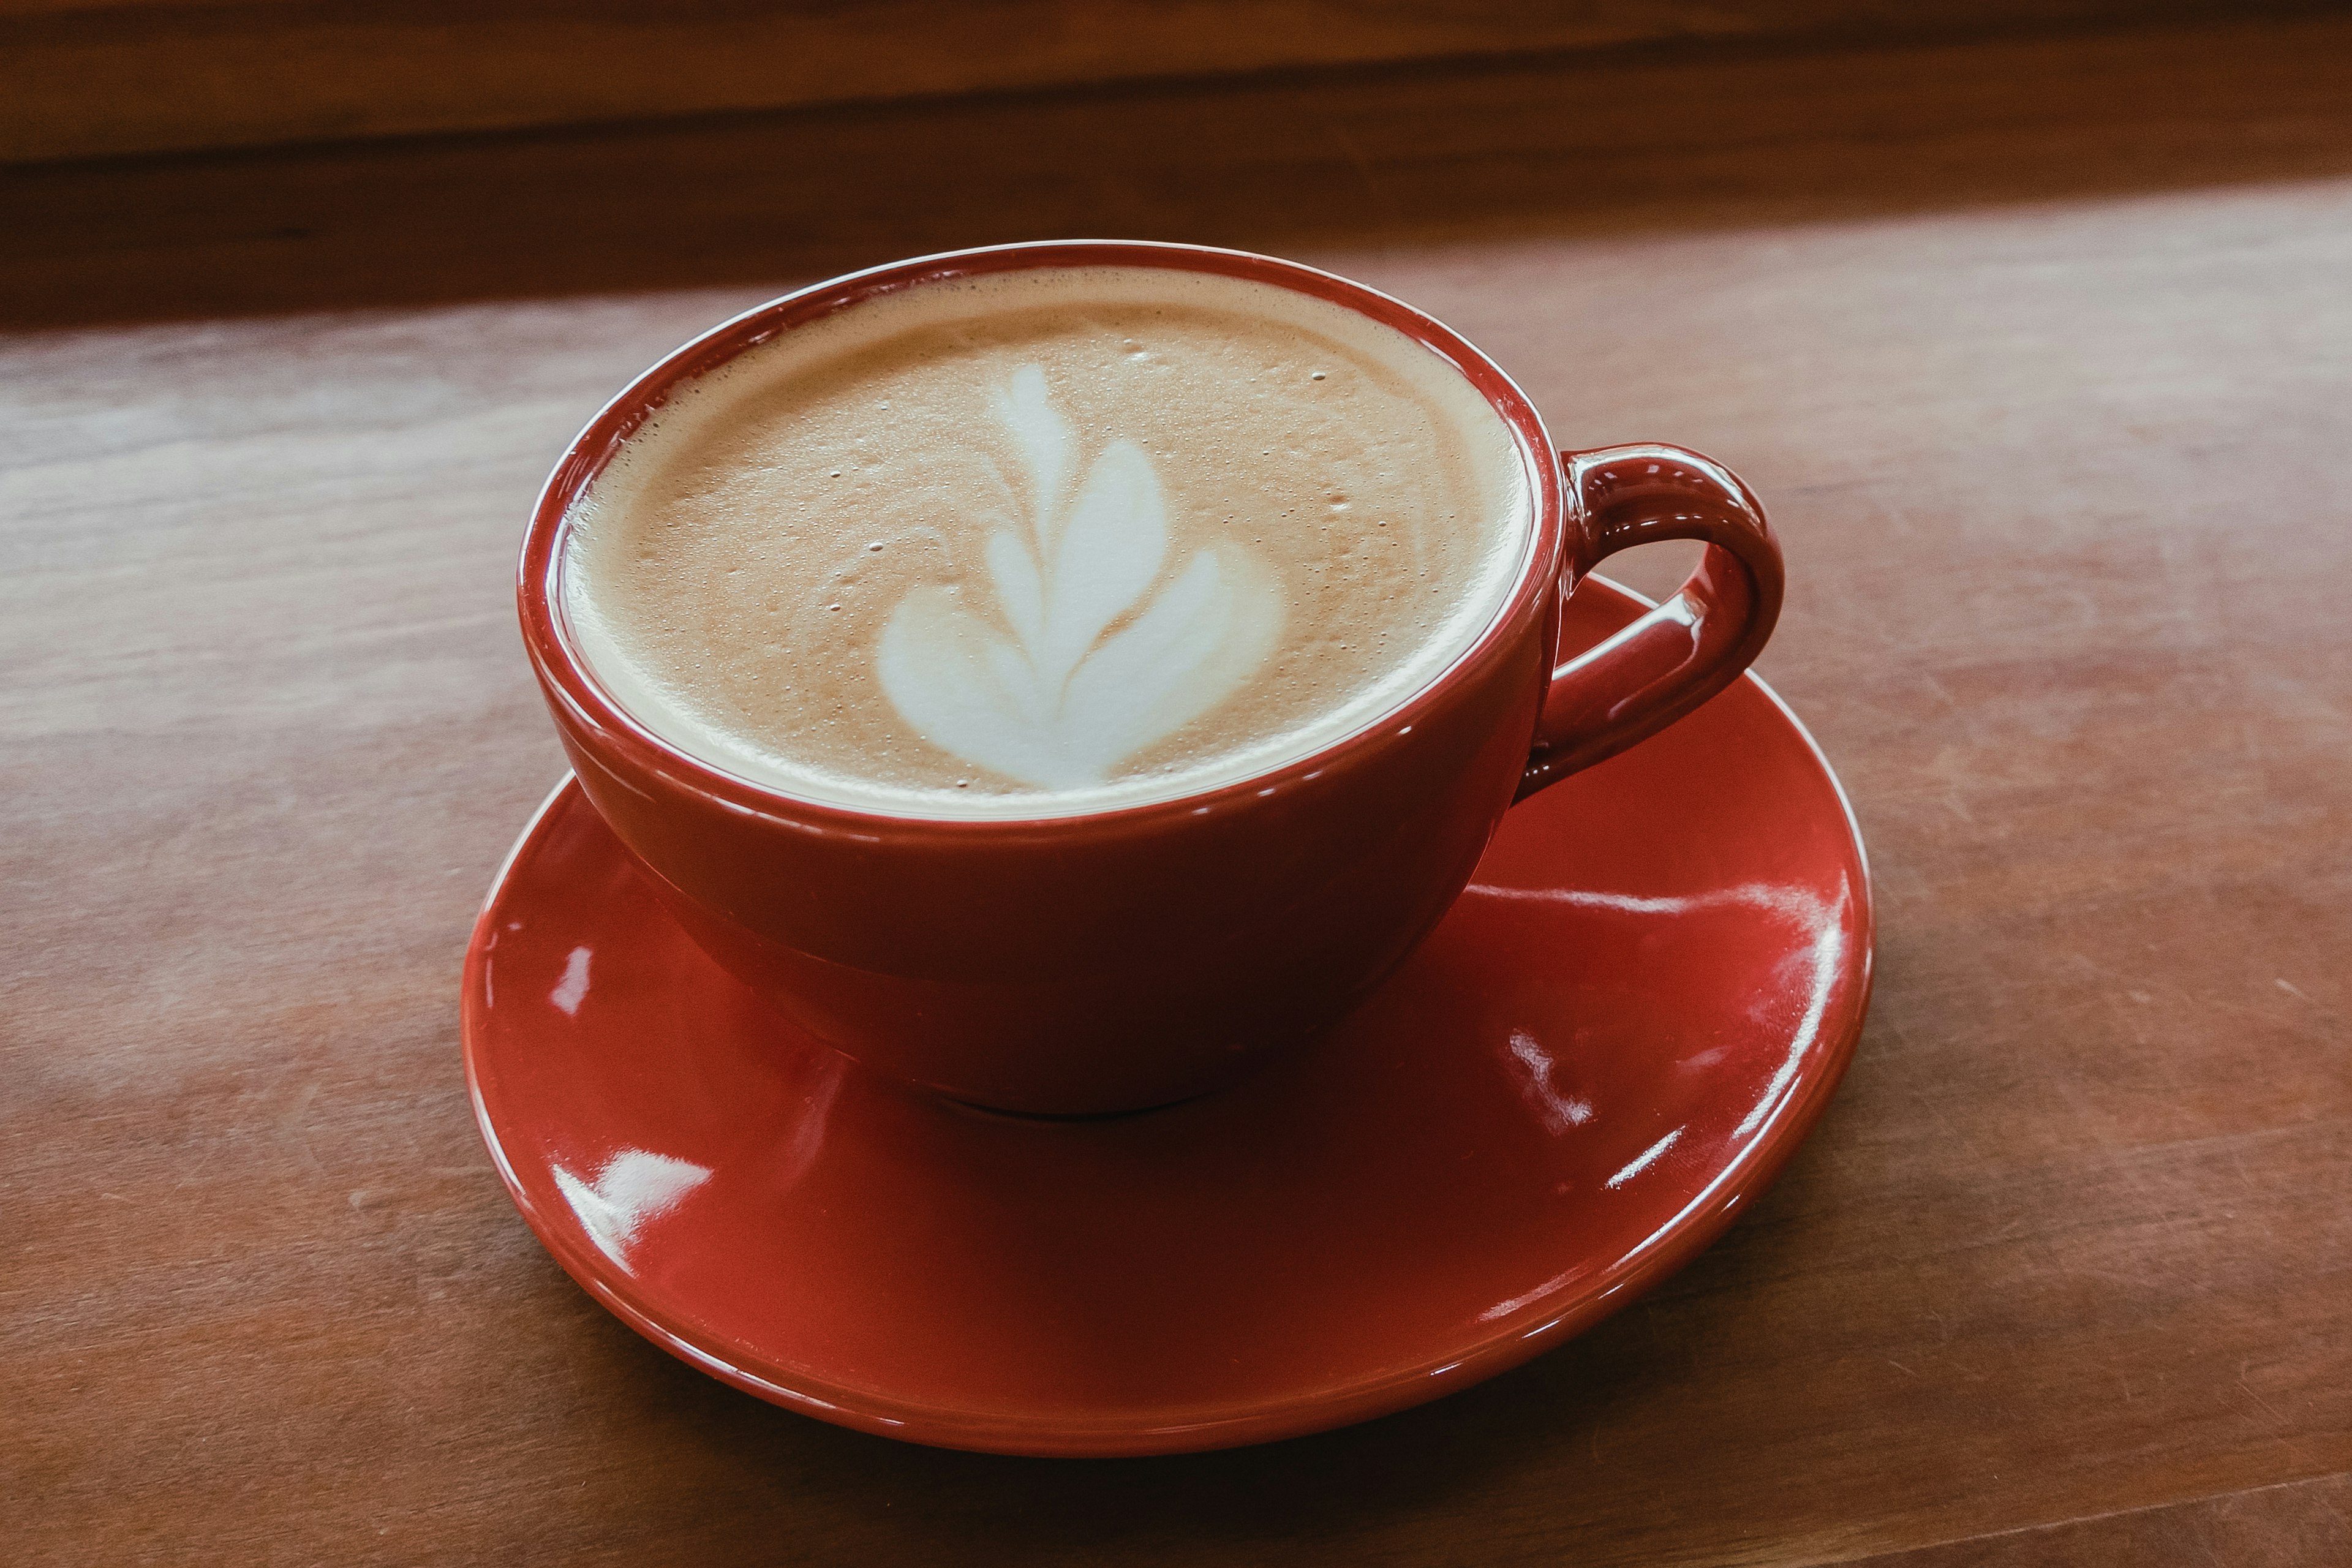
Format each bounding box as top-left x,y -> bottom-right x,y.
993,364 -> 1073,544
1040,440 -> 1168,688
875,368 -> 1284,792
880,587 -> 1095,787
983,530 -> 1047,654
1060,544 -> 1283,770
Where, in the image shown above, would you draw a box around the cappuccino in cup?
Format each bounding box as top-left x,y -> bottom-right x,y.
562,265 -> 1533,818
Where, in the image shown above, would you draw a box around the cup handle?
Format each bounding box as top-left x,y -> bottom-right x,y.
1516,443 -> 1785,801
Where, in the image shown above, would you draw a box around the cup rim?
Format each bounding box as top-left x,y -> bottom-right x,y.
518,239 -> 1567,835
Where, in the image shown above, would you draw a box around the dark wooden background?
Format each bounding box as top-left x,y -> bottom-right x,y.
7,0 -> 2343,162
6,7 -> 2350,1563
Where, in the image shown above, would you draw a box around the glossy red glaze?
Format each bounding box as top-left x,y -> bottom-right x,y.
464,578 -> 1872,1457
1523,443 -> 1783,796
516,241 -> 1782,1113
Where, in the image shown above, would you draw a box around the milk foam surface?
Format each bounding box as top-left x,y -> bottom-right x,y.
562,265 -> 1532,817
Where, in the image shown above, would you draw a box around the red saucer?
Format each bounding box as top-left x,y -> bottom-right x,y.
462,579 -> 1872,1457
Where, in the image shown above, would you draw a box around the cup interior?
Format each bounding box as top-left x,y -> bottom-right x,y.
520,240 -> 1567,829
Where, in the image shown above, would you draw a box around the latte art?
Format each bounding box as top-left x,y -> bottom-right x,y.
562,265 -> 1531,817
876,366 -> 1283,788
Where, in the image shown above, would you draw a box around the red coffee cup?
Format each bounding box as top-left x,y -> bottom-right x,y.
519,241 -> 1783,1115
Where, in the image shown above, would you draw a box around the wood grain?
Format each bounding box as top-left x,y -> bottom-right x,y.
9,12 -> 2352,332
6,0 -> 2339,164
1841,1475 -> 2352,1564
6,13 -> 2351,1566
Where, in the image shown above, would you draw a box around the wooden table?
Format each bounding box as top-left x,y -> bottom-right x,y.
7,14 -> 2350,1563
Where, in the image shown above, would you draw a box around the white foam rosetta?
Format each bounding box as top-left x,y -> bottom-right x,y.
877,366 -> 1283,788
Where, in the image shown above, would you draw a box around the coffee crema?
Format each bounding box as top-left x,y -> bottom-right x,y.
562,265 -> 1532,817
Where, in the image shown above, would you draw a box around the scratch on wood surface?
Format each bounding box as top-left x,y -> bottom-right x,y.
2237,1362 -> 2287,1426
